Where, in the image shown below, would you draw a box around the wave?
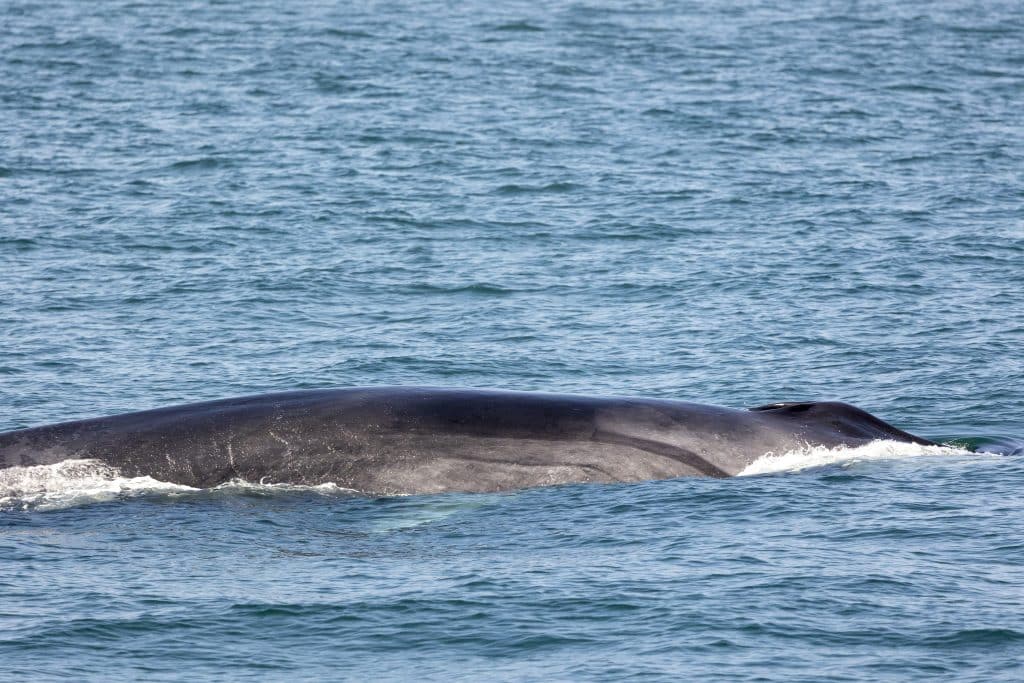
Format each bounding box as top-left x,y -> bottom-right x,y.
0,460 -> 195,511
738,440 -> 973,477
0,460 -> 355,512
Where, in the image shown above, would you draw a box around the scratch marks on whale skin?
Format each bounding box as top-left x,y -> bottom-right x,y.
267,430 -> 293,453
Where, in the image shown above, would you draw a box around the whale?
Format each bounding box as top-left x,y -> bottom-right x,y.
0,387 -> 937,495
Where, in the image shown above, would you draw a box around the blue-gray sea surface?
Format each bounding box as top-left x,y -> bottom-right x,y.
1,0 -> 1023,680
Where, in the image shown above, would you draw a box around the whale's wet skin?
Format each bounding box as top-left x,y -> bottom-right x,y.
0,387 -> 941,495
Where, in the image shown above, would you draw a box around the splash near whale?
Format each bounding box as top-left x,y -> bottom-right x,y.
0,387 -> 939,496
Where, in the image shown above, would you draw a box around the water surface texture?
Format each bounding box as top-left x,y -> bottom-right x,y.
2,0 -> 1023,680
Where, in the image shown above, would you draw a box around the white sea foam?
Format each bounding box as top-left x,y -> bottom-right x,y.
211,479 -> 358,495
0,459 -> 196,511
737,440 -> 972,477
0,460 -> 363,511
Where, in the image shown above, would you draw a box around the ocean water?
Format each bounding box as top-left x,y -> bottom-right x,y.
1,0 -> 1022,680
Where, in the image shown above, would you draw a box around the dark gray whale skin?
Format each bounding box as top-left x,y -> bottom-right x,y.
0,387 -> 936,495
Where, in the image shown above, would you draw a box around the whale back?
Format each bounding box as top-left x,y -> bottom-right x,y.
0,389 -> 936,493
749,401 -> 937,446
